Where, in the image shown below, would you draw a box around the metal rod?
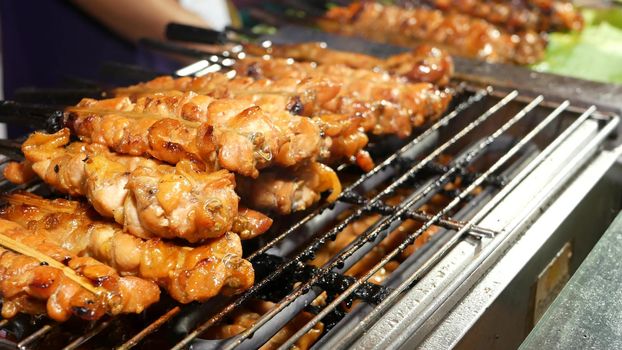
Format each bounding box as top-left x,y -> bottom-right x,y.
117,306 -> 181,350
278,95 -> 545,349
62,320 -> 113,350
170,89 -> 511,350
139,38 -> 224,60
165,23 -> 230,45
18,324 -> 54,350
332,100 -> 574,348
406,211 -> 498,238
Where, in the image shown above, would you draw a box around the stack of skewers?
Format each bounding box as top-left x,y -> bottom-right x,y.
314,0 -> 584,64
0,41 -> 454,336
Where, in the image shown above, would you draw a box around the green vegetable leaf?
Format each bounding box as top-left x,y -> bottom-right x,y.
532,8 -> 622,84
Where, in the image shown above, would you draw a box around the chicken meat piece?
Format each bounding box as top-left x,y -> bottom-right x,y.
319,2 -> 547,64
0,219 -> 160,321
236,162 -> 341,215
1,193 -> 255,304
204,300 -> 324,350
240,42 -> 454,86
5,128 -> 239,243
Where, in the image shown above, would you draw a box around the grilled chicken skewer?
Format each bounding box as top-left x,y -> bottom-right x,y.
115,72 -> 341,116
0,219 -> 160,321
238,42 -> 454,86
4,128 -> 239,243
116,68 -> 450,140
67,91 -> 325,178
1,193 -> 255,304
319,2 -> 546,65
231,58 -> 452,137
112,77 -> 372,171
515,0 -> 583,31
62,94 -> 343,213
399,0 -> 582,33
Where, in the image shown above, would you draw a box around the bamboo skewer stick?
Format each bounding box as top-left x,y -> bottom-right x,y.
0,231 -> 110,297
65,107 -> 201,128
5,193 -> 79,214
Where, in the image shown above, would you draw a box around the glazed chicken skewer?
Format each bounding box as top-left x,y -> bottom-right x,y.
0,219 -> 160,321
398,0 -> 582,33
110,75 -> 373,170
508,0 -> 583,31
4,128 -> 239,243
230,58 -> 452,137
1,193 -> 255,304
64,94 -> 343,214
232,42 -> 454,86
116,68 -> 451,140
67,91 -> 326,178
318,2 -> 547,64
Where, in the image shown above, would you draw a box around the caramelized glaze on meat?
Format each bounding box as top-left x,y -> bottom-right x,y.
0,193 -> 255,303
114,74 -> 371,169
66,91 -> 323,178
320,2 -> 547,64
241,42 -> 454,86
232,57 -> 452,138
6,128 -> 239,243
0,219 -> 160,321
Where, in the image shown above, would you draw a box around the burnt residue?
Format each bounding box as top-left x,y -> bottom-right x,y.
246,62 -> 262,80
339,191 -> 366,205
286,96 -> 304,115
252,253 -> 389,307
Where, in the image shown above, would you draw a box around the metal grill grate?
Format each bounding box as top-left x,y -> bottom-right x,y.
0,84 -> 618,349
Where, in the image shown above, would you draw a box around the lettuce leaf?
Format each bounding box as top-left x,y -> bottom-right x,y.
531,8 -> 622,84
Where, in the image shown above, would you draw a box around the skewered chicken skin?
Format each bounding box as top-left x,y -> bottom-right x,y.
1,193 -> 255,304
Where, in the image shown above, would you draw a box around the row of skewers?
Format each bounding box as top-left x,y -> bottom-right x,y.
0,41 -> 454,325
316,0 -> 583,64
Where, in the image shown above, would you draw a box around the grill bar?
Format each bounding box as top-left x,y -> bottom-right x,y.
391,105 -> 616,349
117,307 -> 181,350
282,95 -> 572,348
231,92 -> 539,349
332,99 -> 577,348
62,320 -> 114,350
17,324 -> 54,350
169,90 -> 520,350
276,94 -> 545,349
